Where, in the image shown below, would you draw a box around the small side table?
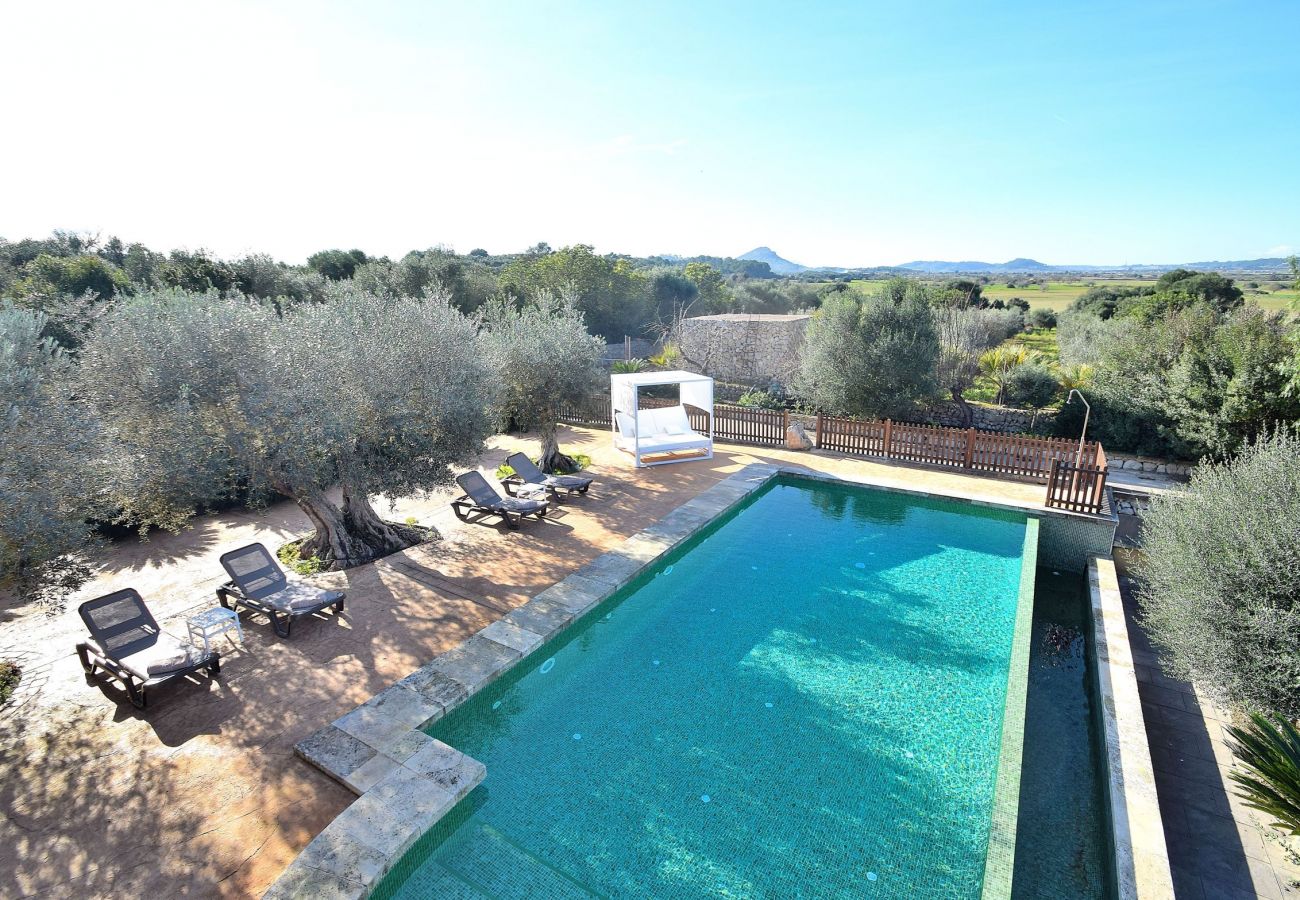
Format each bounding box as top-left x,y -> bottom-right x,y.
188,606 -> 243,654
516,483 -> 549,501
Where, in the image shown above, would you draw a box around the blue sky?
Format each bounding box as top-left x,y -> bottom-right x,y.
2,0 -> 1295,266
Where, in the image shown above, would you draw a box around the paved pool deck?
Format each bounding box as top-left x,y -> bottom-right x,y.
0,426 -> 1058,898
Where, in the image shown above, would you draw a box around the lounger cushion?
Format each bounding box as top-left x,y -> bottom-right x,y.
632,432 -> 713,453
546,474 -> 593,489
260,582 -> 345,613
615,412 -> 637,438
91,635 -> 207,680
497,497 -> 547,514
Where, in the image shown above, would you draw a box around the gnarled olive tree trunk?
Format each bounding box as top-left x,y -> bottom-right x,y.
537,418 -> 575,474
291,483 -> 425,568
949,387 -> 974,428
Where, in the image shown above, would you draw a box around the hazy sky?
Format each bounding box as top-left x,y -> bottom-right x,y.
2,1 -> 1296,267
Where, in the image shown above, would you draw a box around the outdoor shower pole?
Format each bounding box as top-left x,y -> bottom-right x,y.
1067,389 -> 1091,468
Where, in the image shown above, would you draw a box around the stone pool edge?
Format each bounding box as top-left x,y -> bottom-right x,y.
980,517 -> 1039,899
263,462 -> 781,899
1088,557 -> 1175,899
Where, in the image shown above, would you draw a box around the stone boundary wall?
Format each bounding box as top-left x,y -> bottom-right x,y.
1088,557 -> 1175,900
677,314 -> 809,386
1107,453 -> 1194,479
921,401 -> 1058,434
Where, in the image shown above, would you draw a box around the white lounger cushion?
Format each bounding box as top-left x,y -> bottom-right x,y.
615,404 -> 711,457
633,431 -> 713,453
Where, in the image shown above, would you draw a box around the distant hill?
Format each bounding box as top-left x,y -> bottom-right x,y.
899,258 -> 1053,274
738,246 -> 807,275
895,257 -> 1291,275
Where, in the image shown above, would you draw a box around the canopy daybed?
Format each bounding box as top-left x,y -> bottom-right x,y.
610,370 -> 714,467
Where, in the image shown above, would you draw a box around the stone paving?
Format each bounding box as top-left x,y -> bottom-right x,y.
0,425 -> 1060,899
1115,551 -> 1300,900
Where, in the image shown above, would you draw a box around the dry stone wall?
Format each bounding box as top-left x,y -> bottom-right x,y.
677,314 -> 810,386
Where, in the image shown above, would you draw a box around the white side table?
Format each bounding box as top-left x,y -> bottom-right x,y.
516,483 -> 549,501
188,606 -> 243,654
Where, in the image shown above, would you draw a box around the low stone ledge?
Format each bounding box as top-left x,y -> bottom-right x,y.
502,596 -> 574,640
536,572 -> 612,613
333,685 -> 444,760
478,618 -> 544,656
427,633 -> 522,697
1088,557 -> 1174,900
268,750 -> 486,899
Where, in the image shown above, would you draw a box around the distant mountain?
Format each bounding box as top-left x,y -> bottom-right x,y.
738,246 -> 807,275
895,257 -> 1291,275
899,258 -> 1052,274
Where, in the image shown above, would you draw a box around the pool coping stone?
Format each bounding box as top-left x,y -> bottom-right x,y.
1088,556 -> 1174,900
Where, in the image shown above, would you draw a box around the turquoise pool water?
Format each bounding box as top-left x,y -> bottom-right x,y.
375,477 -> 1031,899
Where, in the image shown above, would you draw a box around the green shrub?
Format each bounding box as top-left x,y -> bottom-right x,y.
1136,431 -> 1300,719
496,453 -> 591,480
1004,362 -> 1059,409
1028,308 -> 1057,329
610,358 -> 646,374
1226,712 -> 1300,836
736,389 -> 785,410
0,660 -> 20,706
277,539 -> 326,576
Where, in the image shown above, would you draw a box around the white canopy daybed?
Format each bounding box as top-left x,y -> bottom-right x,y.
610,370 -> 714,467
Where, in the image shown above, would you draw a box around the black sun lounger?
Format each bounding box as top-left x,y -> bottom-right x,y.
501,452 -> 594,501
76,588 -> 220,709
216,542 -> 346,638
451,470 -> 549,528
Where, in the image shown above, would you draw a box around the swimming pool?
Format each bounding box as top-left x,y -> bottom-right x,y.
373,476 -> 1036,898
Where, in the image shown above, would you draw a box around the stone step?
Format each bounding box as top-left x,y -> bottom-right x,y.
438,822 -> 598,898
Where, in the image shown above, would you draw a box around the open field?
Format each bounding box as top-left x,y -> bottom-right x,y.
845,278 -> 1298,313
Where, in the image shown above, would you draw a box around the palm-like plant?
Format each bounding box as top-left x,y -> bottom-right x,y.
1058,363 -> 1095,394
1226,712 -> 1300,836
978,344 -> 1039,405
611,358 -> 647,374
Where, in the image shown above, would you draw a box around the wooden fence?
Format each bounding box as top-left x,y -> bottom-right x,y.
815,415 -> 1102,485
557,396 -> 787,446
557,397 -> 1109,513
1044,445 -> 1110,515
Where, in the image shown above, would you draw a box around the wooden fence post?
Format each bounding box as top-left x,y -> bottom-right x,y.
814,414 -> 823,449
964,428 -> 975,469
883,418 -> 893,458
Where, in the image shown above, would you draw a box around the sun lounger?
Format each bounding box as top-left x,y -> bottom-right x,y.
76,588 -> 220,709
501,452 -> 594,500
451,470 -> 549,528
216,543 -> 346,638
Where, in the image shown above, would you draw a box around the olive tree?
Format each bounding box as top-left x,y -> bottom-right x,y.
933,305 -> 1004,426
0,303 -> 100,606
81,286 -> 495,568
483,292 -> 604,472
795,287 -> 939,418
1136,431 -> 1300,719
